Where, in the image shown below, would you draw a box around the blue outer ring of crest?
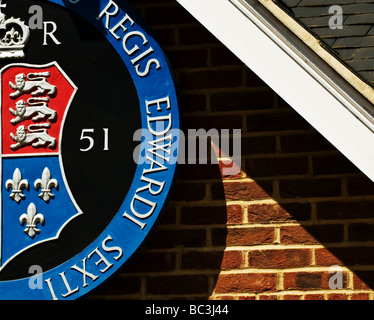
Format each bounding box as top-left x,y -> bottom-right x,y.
0,0 -> 180,300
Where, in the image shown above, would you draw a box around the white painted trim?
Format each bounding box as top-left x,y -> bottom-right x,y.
176,0 -> 374,182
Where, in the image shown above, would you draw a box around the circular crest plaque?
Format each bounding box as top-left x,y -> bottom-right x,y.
0,0 -> 179,300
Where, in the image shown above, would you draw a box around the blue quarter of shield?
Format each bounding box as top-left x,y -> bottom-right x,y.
0,156 -> 81,270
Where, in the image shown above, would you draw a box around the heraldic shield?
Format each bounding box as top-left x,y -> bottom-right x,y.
0,61 -> 81,271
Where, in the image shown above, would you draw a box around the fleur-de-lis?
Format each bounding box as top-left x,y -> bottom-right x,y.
19,203 -> 45,238
5,168 -> 29,203
34,168 -> 58,203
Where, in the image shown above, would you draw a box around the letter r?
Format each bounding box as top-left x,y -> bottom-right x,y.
97,0 -> 119,29
43,21 -> 61,46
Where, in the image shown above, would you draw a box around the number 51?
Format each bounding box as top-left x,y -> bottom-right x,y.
80,128 -> 109,152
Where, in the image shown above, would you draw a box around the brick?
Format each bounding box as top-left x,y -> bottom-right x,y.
226,227 -> 274,246
327,294 -> 348,300
284,272 -> 321,290
277,96 -> 292,109
181,251 -> 224,270
283,272 -> 341,290
218,181 -> 272,201
316,200 -> 374,220
211,227 -> 227,247
279,178 -> 341,198
245,69 -> 269,87
353,271 -> 374,290
281,225 -> 318,245
347,175 -> 374,196
152,28 -> 176,46
314,248 -> 344,266
181,206 -> 227,225
177,163 -> 222,181
315,247 -> 374,266
179,25 -> 218,45
259,294 -> 278,300
144,5 -> 196,26
220,250 -> 243,270
159,207 -> 177,225
183,115 -> 242,130
179,93 -> 206,113
248,203 -> 311,223
283,294 -> 303,300
147,228 -> 206,249
351,293 -> 370,300
179,69 -> 243,90
280,224 -> 344,244
304,294 -> 324,300
126,252 -> 175,273
246,110 -> 311,132
238,295 -> 256,300
227,205 -> 243,224
171,182 -> 206,201
210,183 -> 226,202
248,249 -> 312,269
242,136 -> 277,156
279,202 -> 312,221
166,49 -> 208,69
92,277 -> 141,297
214,295 -> 236,300
211,90 -> 275,112
280,133 -> 334,153
219,159 -> 242,180
211,47 -> 243,66
147,275 -> 209,295
211,135 -> 241,159
214,273 -> 277,293
349,223 -> 374,242
247,203 -> 282,223
312,154 -> 358,175
245,156 -> 309,178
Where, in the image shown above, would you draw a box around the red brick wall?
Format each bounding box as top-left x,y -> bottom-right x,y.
90,0 -> 374,300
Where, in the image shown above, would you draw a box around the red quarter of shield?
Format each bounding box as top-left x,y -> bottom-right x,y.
1,62 -> 77,155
